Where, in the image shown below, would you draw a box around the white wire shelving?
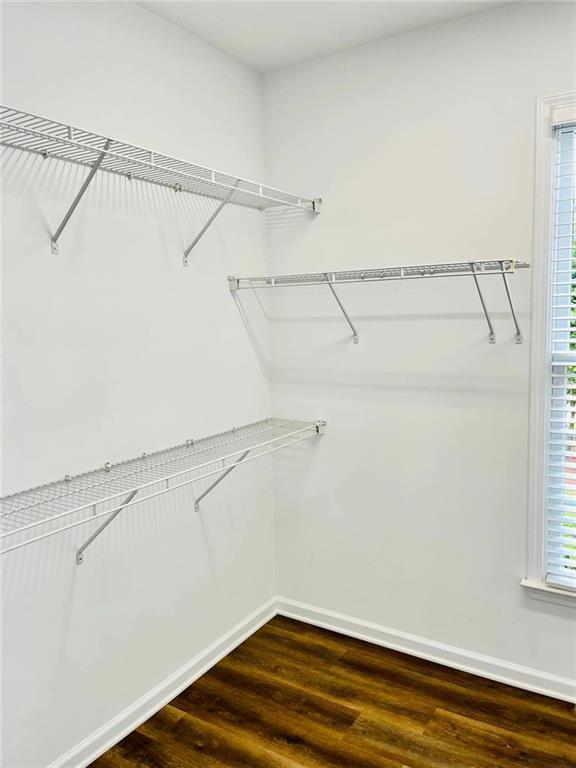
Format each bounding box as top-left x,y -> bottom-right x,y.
0,418 -> 325,562
229,259 -> 530,345
0,105 -> 321,262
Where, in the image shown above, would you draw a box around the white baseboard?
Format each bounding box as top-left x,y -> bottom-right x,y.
49,596 -> 278,768
48,594 -> 576,768
276,597 -> 576,704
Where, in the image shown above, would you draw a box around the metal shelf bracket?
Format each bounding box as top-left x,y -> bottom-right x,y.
471,263 -> 496,344
51,139 -> 111,255
501,268 -> 523,344
194,449 -> 250,512
76,487 -> 138,564
183,179 -> 240,266
471,261 -> 524,344
325,274 -> 359,343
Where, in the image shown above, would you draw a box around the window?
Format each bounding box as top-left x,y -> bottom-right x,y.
548,121 -> 576,592
525,95 -> 576,606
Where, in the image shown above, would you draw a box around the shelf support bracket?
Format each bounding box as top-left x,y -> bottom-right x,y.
471,265 -> 496,344
194,449 -> 250,512
76,488 -> 138,565
183,179 -> 240,266
500,266 -> 523,344
325,274 -> 359,343
51,139 -> 111,255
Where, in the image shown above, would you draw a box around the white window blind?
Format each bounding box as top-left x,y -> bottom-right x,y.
548,121 -> 576,591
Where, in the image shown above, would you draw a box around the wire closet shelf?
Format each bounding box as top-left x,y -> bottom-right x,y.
229,259 -> 530,345
0,105 -> 321,261
0,418 -> 324,560
0,106 -> 318,212
228,259 -> 530,289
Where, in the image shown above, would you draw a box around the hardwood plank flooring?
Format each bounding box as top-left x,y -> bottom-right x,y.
91,616 -> 576,767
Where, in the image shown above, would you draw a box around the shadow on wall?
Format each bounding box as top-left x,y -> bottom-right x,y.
265,204 -> 317,238
0,447 -> 284,598
233,278 -> 530,376
271,365 -> 527,401
0,146 -> 267,259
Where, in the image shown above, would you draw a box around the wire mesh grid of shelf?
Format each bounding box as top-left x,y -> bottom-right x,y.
0,418 -> 324,558
0,106 -> 318,212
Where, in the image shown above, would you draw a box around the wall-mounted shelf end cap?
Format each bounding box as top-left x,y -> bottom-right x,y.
315,420 -> 327,435
313,198 -> 323,213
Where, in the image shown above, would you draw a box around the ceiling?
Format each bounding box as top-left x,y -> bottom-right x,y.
141,1 -> 510,72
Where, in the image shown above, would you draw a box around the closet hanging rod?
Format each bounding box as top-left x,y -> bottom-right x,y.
0,418 -> 325,560
229,260 -> 530,345
0,105 -> 321,256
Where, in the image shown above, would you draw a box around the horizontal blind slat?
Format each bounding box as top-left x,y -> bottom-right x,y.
546,123 -> 576,592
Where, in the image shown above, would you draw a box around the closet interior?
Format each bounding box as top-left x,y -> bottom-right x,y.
2,4 -> 574,768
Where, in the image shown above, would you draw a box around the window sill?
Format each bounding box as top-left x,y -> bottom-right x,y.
521,578 -> 576,608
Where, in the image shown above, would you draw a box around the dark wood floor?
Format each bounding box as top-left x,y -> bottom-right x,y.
92,615 -> 576,768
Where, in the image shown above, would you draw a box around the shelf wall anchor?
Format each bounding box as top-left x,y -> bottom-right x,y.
76,487 -> 138,565
315,420 -> 327,435
194,449 -> 251,512
51,139 -> 111,255
500,266 -> 523,344
183,179 -> 240,266
325,274 -> 359,343
471,264 -> 496,344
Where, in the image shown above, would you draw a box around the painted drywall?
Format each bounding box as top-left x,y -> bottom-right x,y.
0,3 -> 276,766
263,1 -> 576,681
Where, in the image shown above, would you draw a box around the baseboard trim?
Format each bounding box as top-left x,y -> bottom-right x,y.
48,596 -> 278,768
276,597 -> 576,704
48,594 -> 576,767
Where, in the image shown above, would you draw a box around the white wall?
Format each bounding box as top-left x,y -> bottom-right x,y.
264,1 -> 576,681
1,3 -> 275,766
1,1 -> 270,489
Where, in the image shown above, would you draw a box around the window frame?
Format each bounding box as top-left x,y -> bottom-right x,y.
523,93 -> 576,608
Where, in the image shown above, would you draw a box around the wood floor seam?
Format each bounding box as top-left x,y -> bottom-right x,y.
91,617 -> 576,768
